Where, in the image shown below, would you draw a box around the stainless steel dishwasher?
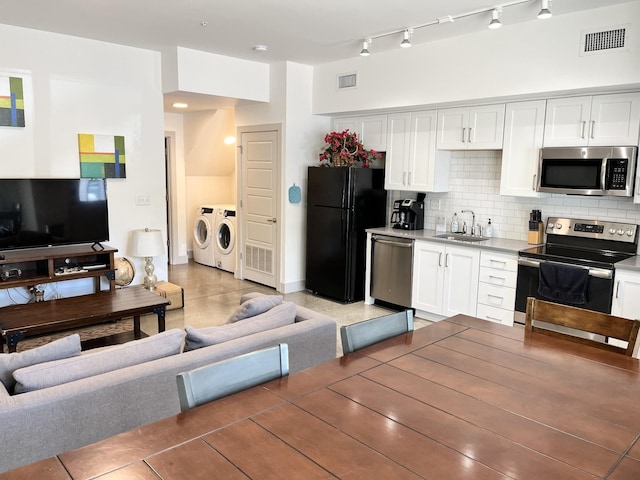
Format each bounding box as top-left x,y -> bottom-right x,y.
370,234 -> 413,308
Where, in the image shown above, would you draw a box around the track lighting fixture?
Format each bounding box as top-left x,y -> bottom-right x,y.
488,8 -> 503,29
537,0 -> 552,19
360,39 -> 371,56
356,0 -> 547,56
400,29 -> 413,48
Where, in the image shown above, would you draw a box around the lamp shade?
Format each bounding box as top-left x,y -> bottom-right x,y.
130,228 -> 164,257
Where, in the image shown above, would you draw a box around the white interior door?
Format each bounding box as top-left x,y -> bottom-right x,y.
239,129 -> 279,288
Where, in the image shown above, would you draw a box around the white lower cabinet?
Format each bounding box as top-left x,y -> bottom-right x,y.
412,241 -> 479,318
475,251 -> 517,325
611,268 -> 640,319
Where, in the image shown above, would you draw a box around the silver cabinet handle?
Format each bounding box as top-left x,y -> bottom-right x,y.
445,253 -> 450,268
581,120 -> 586,139
462,128 -> 466,143
267,218 -> 277,223
468,127 -> 472,143
438,252 -> 443,267
590,120 -> 595,139
532,174 -> 537,191
403,171 -> 407,185
616,280 -> 620,299
407,171 -> 412,186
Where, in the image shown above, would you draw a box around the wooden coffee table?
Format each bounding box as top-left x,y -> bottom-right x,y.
0,286 -> 170,352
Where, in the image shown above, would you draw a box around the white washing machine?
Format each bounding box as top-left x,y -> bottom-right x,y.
193,205 -> 218,267
214,206 -> 237,273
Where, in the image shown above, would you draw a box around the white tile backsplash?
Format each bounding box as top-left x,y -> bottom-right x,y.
390,150 -> 640,242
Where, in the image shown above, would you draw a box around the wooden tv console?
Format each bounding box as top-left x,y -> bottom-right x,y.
0,244 -> 168,352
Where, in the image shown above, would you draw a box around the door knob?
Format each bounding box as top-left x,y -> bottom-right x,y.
267,218 -> 277,223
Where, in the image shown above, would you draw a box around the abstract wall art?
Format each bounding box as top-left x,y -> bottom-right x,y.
78,133 -> 126,178
0,76 -> 25,127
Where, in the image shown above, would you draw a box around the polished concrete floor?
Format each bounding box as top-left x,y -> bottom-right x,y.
140,260 -> 431,357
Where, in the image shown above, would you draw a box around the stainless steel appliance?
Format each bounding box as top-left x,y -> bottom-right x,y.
537,146 -> 637,196
390,199 -> 424,230
515,217 -> 638,325
370,234 -> 413,308
305,167 -> 387,303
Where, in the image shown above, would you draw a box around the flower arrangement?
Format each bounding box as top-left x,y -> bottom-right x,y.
319,129 -> 381,167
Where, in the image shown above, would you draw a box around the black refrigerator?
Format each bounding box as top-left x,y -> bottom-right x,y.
305,166 -> 387,303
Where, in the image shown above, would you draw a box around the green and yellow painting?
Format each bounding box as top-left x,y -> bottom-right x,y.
0,76 -> 25,127
78,133 -> 126,178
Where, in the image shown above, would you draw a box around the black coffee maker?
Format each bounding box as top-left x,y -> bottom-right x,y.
391,199 -> 424,230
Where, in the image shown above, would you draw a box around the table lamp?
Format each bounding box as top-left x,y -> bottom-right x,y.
130,228 -> 164,290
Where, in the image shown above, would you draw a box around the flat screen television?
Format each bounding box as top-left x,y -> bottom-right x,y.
0,178 -> 109,251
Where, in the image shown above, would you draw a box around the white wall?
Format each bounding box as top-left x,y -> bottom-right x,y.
163,47 -> 270,102
0,24 -> 167,305
313,2 -> 640,115
236,62 -> 331,293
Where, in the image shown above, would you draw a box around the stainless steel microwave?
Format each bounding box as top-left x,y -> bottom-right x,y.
536,146 -> 638,196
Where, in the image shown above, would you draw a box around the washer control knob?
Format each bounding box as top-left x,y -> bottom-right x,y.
617,229 -> 625,235
556,223 -> 563,229
627,230 -> 634,236
609,228 -> 617,235
548,222 -> 555,229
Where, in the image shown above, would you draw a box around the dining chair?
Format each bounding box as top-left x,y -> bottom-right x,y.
176,343 -> 289,411
340,309 -> 414,354
525,297 -> 640,356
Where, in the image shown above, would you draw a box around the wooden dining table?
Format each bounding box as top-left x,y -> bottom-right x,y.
3,314 -> 640,480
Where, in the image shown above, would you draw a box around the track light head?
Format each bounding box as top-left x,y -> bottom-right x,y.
488,8 -> 502,29
538,0 -> 552,19
400,29 -> 413,48
360,39 -> 371,56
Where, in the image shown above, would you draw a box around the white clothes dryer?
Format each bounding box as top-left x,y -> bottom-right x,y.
214,206 -> 237,273
193,205 -> 218,267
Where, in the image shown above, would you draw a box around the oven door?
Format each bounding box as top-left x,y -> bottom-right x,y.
514,258 -> 614,325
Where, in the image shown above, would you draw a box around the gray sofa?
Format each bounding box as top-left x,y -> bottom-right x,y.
0,293 -> 337,473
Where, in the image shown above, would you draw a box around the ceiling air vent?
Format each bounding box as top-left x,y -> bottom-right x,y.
580,25 -> 629,56
337,72 -> 358,90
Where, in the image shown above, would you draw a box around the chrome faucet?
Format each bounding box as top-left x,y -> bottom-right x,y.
461,209 -> 476,235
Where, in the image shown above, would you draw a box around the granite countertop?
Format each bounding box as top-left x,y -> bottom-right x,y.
366,227 -> 536,254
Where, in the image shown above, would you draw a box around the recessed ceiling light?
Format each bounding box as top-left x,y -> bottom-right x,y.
253,45 -> 268,53
172,102 -> 188,109
200,21 -> 208,27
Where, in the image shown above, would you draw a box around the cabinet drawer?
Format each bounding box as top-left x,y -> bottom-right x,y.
478,282 -> 516,310
478,267 -> 517,288
480,252 -> 517,271
476,304 -> 515,326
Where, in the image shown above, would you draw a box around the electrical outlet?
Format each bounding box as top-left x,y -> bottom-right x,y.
135,194 -> 151,206
430,198 -> 441,210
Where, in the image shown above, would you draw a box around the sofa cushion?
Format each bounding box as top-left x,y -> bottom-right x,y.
186,301 -> 296,351
227,294 -> 283,323
0,334 -> 81,391
13,329 -> 185,394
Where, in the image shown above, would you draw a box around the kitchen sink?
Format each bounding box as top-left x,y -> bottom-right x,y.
432,233 -> 491,243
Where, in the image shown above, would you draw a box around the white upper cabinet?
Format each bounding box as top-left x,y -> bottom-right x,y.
436,104 -> 505,150
332,115 -> 387,152
385,111 -> 450,192
543,93 -> 640,147
500,100 -> 547,197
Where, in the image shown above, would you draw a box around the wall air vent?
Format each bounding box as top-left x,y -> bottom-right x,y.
580,25 -> 629,56
245,244 -> 273,274
337,72 -> 358,90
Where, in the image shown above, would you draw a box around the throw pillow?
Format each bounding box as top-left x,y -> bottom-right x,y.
227,294 -> 283,323
0,334 -> 81,391
13,328 -> 185,394
186,301 -> 296,351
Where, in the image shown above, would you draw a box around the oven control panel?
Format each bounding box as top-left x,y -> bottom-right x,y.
546,217 -> 638,242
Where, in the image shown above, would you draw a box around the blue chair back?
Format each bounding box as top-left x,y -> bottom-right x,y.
340,310 -> 414,354
176,343 -> 289,411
